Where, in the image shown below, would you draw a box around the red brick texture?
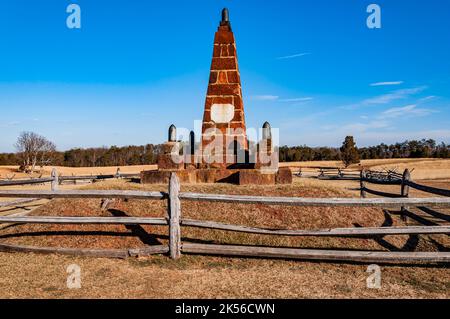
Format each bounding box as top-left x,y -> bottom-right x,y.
201,23 -> 248,166
141,169 -> 289,185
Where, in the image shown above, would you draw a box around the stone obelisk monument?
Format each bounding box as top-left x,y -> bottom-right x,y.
201,8 -> 249,168
140,8 -> 292,185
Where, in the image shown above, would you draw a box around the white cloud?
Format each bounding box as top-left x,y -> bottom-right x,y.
379,104 -> 436,119
370,81 -> 404,87
276,53 -> 311,60
340,86 -> 428,110
0,121 -> 21,128
363,86 -> 427,105
249,95 -> 314,105
341,121 -> 389,133
419,95 -> 437,102
250,95 -> 279,101
280,97 -> 314,102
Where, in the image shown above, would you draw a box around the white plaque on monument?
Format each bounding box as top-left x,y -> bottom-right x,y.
211,104 -> 235,124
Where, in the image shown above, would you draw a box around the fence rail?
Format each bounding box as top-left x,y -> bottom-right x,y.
1,216 -> 448,237
361,178 -> 402,186
360,168 -> 450,198
182,243 -> 450,263
1,190 -> 448,207
0,198 -> 39,208
0,190 -> 167,200
361,188 -> 405,198
0,178 -> 54,187
181,219 -> 450,236
0,172 -> 449,264
179,193 -> 450,207
0,243 -> 169,259
0,216 -> 168,226
405,180 -> 450,197
0,168 -> 140,187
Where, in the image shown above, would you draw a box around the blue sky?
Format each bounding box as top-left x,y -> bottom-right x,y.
0,0 -> 449,152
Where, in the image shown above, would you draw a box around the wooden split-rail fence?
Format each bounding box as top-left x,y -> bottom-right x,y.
360,169 -> 450,198
0,171 -> 449,264
0,168 -> 140,187
292,167 -> 361,180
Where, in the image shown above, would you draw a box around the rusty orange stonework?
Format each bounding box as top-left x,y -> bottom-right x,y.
201,12 -> 248,168
140,9 -> 292,185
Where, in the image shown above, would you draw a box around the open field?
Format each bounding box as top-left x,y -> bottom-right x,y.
1,158 -> 449,180
0,165 -> 157,180
0,179 -> 449,298
1,252 -> 448,299
281,158 -> 450,180
0,159 -> 448,298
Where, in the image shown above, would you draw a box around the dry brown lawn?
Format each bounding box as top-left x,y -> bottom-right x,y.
1,158 -> 449,180
0,165 -> 156,180
281,158 -> 450,180
0,176 -> 448,299
1,252 -> 448,299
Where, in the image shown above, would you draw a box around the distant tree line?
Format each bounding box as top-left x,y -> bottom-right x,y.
0,134 -> 449,168
0,144 -> 161,168
279,139 -> 450,162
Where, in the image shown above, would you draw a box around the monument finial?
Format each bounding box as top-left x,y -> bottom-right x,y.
168,124 -> 177,142
220,8 -> 231,29
262,122 -> 272,140
221,8 -> 229,23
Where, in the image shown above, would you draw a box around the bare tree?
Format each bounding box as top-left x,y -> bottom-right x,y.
15,132 -> 56,172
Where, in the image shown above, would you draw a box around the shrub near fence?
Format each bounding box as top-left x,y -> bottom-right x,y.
0,172 -> 449,263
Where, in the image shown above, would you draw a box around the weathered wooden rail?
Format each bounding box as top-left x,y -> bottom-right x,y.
0,178 -> 54,187
182,244 -> 450,263
0,216 -> 168,226
1,190 -> 448,207
0,173 -> 449,264
0,168 -> 140,187
360,169 -> 450,198
315,167 -> 360,180
181,220 -> 450,236
0,190 -> 166,200
0,175 -> 450,263
0,198 -> 39,208
405,180 -> 450,197
179,193 -> 450,207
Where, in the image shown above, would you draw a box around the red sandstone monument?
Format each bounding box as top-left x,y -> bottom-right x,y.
201,8 -> 248,169
141,9 -> 292,185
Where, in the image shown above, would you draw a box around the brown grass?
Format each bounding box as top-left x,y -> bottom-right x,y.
2,158 -> 449,180
0,179 -> 433,251
0,165 -> 157,180
0,163 -> 448,299
0,252 -> 448,299
281,158 -> 450,180
0,178 -> 449,299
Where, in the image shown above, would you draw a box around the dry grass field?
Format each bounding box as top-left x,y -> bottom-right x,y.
0,165 -> 157,180
0,158 -> 449,299
281,158 -> 450,180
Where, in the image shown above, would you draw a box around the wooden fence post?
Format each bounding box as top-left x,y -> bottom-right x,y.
401,169 -> 411,221
360,169 -> 366,198
51,169 -> 59,191
401,169 -> 411,198
168,173 -> 181,259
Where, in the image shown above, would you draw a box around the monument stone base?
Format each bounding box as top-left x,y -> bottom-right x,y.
140,167 -> 292,185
